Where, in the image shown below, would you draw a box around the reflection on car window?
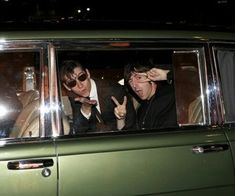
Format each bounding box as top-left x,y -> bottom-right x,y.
0,51 -> 41,138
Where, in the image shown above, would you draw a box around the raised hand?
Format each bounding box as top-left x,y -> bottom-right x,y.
111,96 -> 127,120
74,96 -> 97,115
147,68 -> 169,81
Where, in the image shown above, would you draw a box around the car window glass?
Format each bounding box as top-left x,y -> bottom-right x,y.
216,50 -> 235,122
0,51 -> 41,139
57,47 -> 204,136
173,51 -> 204,125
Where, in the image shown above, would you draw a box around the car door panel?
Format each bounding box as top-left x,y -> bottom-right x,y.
0,141 -> 57,196
225,127 -> 235,170
57,129 -> 235,195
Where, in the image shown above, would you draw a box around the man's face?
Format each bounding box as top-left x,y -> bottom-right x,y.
128,72 -> 156,100
63,67 -> 91,98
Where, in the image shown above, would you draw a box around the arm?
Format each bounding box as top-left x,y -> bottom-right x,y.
112,96 -> 127,130
112,92 -> 136,130
69,97 -> 97,134
147,68 -> 169,81
147,67 -> 174,84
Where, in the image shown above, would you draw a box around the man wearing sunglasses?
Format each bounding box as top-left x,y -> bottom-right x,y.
60,60 -> 135,133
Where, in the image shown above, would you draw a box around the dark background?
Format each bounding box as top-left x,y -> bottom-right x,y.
0,0 -> 234,30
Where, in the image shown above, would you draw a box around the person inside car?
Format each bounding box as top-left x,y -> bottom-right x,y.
123,60 -> 177,130
60,60 -> 136,133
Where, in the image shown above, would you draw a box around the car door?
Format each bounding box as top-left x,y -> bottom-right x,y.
0,45 -> 57,196
0,141 -> 57,196
56,130 -> 235,196
55,44 -> 235,196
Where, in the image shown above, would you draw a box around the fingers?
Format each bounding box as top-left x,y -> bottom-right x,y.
123,96 -> 127,106
112,96 -> 127,120
74,96 -> 97,105
147,68 -> 161,78
111,96 -> 120,106
86,99 -> 97,105
147,68 -> 169,81
135,72 -> 148,76
114,108 -> 121,119
134,73 -> 151,82
112,96 -> 128,106
74,96 -> 86,102
114,107 -> 126,120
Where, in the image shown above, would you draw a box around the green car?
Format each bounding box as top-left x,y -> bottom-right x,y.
0,29 -> 235,196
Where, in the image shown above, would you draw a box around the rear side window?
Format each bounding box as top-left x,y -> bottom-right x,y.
215,49 -> 235,123
0,50 -> 41,138
173,51 -> 205,125
57,45 -> 205,136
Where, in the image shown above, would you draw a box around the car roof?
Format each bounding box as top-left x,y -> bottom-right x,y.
0,30 -> 234,41
0,20 -> 235,41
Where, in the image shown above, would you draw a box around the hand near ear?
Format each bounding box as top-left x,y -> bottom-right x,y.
147,68 -> 169,81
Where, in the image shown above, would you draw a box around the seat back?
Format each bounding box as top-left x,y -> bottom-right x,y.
19,112 -> 71,137
11,96 -> 71,138
62,96 -> 72,118
188,96 -> 203,123
18,90 -> 39,108
10,99 -> 39,138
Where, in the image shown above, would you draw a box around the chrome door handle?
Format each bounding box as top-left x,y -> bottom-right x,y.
192,144 -> 229,154
7,159 -> 54,170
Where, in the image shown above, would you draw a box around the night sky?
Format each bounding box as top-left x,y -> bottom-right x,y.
0,0 -> 234,28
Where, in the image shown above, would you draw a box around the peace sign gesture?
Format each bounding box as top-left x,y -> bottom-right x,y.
111,96 -> 127,120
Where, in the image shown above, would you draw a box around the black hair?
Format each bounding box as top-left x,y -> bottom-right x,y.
60,60 -> 85,81
124,59 -> 154,82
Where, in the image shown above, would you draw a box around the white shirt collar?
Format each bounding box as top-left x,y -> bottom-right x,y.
89,79 -> 101,113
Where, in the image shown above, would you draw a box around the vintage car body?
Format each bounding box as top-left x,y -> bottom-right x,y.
0,29 -> 234,195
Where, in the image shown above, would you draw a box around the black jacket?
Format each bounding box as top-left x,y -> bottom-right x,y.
137,83 -> 177,130
69,79 -> 136,133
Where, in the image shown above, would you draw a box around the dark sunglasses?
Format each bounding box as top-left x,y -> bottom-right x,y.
64,72 -> 87,88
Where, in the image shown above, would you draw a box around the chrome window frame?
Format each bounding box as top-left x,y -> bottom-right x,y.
173,49 -> 208,126
53,39 -> 212,137
0,40 -> 48,140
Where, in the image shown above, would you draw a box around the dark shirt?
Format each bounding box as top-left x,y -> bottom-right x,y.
69,79 -> 136,134
137,83 -> 177,130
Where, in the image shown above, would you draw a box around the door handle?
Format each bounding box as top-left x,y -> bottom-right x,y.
192,144 -> 229,154
7,159 -> 54,170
